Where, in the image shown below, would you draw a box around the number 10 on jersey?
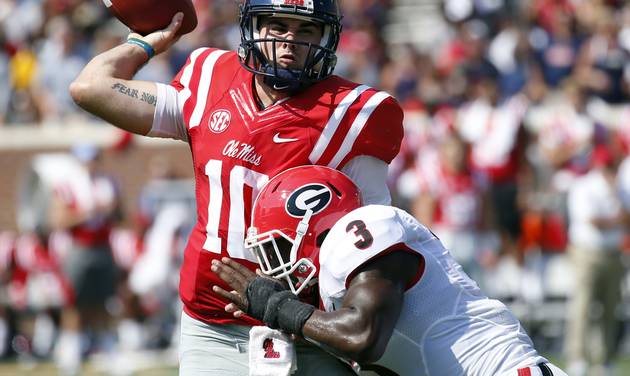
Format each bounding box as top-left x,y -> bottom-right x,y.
203,160 -> 269,262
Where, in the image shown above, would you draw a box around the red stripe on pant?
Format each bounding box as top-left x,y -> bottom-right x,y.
518,368 -> 532,376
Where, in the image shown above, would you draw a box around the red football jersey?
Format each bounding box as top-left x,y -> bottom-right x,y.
170,48 -> 403,325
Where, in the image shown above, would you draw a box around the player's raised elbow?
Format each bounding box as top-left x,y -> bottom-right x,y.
69,63 -> 107,109
342,321 -> 387,364
69,79 -> 92,108
345,334 -> 386,364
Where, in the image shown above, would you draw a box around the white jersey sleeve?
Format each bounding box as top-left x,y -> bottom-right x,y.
318,205 -> 433,311
147,83 -> 188,142
341,156 -> 391,205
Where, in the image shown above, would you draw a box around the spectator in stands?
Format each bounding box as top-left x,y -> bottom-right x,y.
575,6 -> 630,104
107,155 -> 194,373
455,67 -> 530,265
564,133 -> 630,376
1,0 -> 44,46
488,16 -> 540,100
529,4 -> 582,88
6,42 -> 42,124
49,144 -> 122,375
334,27 -> 381,89
35,16 -> 87,123
524,78 -> 594,189
412,132 -> 492,285
519,78 -> 593,301
2,231 -> 71,359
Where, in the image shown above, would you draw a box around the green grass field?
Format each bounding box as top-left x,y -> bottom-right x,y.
0,363 -> 177,376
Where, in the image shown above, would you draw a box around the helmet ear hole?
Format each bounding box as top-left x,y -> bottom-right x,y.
270,180 -> 282,193
316,229 -> 330,247
325,181 -> 342,197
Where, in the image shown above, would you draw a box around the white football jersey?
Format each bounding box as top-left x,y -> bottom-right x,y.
318,205 -> 547,376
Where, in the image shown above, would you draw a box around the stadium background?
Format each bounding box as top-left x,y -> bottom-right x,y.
1,0 -> 630,374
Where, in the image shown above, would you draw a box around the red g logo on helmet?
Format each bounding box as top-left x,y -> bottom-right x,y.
209,109 -> 231,133
286,184 -> 332,218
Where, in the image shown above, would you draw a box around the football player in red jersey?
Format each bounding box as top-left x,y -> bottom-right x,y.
69,0 -> 403,374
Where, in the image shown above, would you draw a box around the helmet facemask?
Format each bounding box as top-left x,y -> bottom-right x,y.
243,165 -> 362,297
245,209 -> 317,295
238,1 -> 342,93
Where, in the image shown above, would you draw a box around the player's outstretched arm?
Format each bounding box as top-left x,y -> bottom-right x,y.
301,251 -> 419,364
69,13 -> 183,135
212,251 -> 421,365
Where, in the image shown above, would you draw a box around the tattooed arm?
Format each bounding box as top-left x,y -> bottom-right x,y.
69,14 -> 181,135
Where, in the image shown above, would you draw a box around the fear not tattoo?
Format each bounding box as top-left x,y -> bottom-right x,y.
111,82 -> 156,106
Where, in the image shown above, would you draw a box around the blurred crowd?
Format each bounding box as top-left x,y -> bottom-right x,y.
2,0 -> 630,374
1,144 -> 196,374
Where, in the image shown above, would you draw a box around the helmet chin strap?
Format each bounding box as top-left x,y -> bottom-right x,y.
289,209 -> 313,264
261,64 -> 306,93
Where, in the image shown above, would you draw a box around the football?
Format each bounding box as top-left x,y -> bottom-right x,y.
103,0 -> 198,36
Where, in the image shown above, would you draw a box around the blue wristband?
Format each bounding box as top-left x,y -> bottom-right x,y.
126,38 -> 155,59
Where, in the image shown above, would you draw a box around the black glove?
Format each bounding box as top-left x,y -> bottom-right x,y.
245,277 -> 287,321
263,290 -> 316,336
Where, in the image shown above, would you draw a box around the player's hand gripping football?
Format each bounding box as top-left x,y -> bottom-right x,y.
212,258 -> 288,320
128,12 -> 183,56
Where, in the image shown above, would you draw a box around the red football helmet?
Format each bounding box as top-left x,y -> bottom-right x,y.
245,165 -> 361,294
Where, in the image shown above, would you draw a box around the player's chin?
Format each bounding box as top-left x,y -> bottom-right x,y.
286,65 -> 304,72
277,59 -> 303,70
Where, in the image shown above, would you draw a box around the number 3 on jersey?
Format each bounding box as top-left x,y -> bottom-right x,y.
203,160 -> 269,262
346,219 -> 374,249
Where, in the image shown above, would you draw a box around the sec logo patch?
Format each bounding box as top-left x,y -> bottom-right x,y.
209,109 -> 231,133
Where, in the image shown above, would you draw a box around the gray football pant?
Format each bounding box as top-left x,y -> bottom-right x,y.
179,310 -> 356,376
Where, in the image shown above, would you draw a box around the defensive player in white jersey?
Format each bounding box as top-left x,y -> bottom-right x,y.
70,0 -> 402,374
212,165 -> 569,376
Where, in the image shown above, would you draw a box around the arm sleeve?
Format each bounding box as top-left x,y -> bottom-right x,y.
146,83 -> 188,142
341,156 -> 391,205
